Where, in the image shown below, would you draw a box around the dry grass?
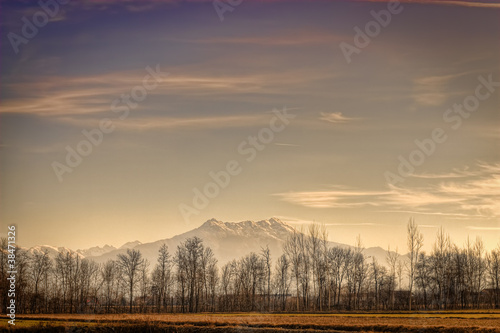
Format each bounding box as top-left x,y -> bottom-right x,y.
1,311 -> 500,332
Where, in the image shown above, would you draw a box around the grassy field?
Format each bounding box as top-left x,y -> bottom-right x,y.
1,311 -> 500,332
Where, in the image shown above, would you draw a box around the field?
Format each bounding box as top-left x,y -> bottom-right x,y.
2,311 -> 500,332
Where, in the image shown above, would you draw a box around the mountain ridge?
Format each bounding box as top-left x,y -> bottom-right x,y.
25,217 -> 405,267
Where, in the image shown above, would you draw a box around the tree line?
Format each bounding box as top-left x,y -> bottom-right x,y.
1,218 -> 499,314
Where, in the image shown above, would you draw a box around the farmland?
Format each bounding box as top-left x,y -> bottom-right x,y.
1,311 -> 500,332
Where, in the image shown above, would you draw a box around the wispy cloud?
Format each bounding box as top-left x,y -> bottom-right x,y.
328,222 -> 385,226
466,226 -> 500,231
378,210 -> 484,218
275,162 -> 500,219
357,0 -> 500,8
274,143 -> 302,147
183,30 -> 346,46
275,216 -> 316,225
274,187 -> 389,208
73,0 -> 500,10
410,167 -> 481,179
1,66 -> 332,118
56,114 -> 271,131
412,72 -> 465,106
275,216 -> 348,227
319,112 -> 357,124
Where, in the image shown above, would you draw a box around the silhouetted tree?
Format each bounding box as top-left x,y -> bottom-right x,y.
117,249 -> 144,313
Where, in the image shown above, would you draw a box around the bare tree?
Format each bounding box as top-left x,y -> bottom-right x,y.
284,230 -> 302,311
308,223 -> 327,311
207,257 -> 219,312
101,260 -> 118,313
11,229 -> 500,314
152,244 -> 172,312
320,226 -> 330,310
415,252 -> 430,309
200,246 -> 217,311
175,237 -> 207,312
174,246 -> 188,312
0,238 -> 8,313
328,247 -> 350,309
487,244 -> 500,308
407,218 -> 423,311
138,259 -> 150,312
220,261 -> 234,311
261,246 -> 271,311
370,257 -> 380,310
117,249 -> 144,313
386,246 -> 398,310
30,249 -> 52,313
298,229 -> 311,310
472,237 -> 486,308
432,227 -> 450,309
353,236 -> 367,310
274,254 -> 290,311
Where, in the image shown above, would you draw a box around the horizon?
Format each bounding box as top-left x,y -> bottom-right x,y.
20,217 -> 498,255
1,0 -> 499,253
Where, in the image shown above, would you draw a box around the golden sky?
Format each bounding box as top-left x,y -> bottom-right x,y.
1,0 -> 499,251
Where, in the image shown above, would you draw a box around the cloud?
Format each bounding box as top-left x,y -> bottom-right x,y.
1,64 -> 332,118
466,226 -> 500,231
328,222 -> 385,226
378,210 -> 484,218
274,161 -> 500,219
274,143 -> 302,147
56,114 -> 271,131
6,0 -> 500,21
357,0 -> 500,8
275,216 -> 352,227
274,187 -> 390,208
76,0 -> 500,10
0,71 -> 258,117
410,167 -> 481,179
275,216 -> 316,225
319,112 -> 357,124
412,72 -> 471,106
182,30 -> 346,46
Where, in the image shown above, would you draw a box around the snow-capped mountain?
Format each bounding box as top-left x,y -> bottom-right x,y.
24,218 -> 405,267
27,245 -> 83,259
85,217 -> 298,265
118,241 -> 142,250
77,244 -> 117,257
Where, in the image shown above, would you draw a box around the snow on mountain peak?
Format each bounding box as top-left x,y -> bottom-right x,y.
77,244 -> 117,257
21,217 -> 401,268
26,245 -> 83,259
201,218 -> 225,228
196,217 -> 295,241
119,240 -> 142,250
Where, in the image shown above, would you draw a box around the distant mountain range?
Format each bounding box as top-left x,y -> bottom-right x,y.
26,217 -> 406,267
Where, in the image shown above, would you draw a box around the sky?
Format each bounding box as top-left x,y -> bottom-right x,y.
1,0 -> 499,253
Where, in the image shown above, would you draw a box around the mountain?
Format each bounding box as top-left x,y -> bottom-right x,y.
24,218 -> 405,267
27,245 -> 83,259
118,241 -> 142,250
83,217 -> 404,267
86,217 -> 297,265
76,244 -> 117,257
